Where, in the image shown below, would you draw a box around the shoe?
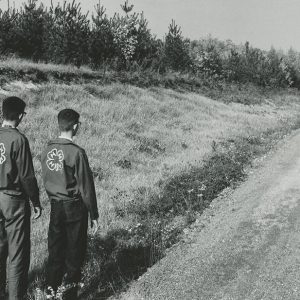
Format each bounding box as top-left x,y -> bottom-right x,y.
57,283 -> 78,300
45,286 -> 56,299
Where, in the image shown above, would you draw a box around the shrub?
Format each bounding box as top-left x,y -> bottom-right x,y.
222,41 -> 293,87
192,45 -> 224,78
109,0 -> 139,66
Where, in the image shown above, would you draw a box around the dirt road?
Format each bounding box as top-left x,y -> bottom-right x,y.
116,130 -> 300,300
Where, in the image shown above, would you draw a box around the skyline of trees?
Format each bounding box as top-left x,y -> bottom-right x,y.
0,0 -> 299,88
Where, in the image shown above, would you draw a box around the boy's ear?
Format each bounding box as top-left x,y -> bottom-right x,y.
73,123 -> 78,131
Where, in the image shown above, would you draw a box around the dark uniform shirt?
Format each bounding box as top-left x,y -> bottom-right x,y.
41,138 -> 99,220
0,126 -> 40,207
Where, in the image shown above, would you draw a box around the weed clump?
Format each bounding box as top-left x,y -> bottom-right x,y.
125,132 -> 165,156
151,139 -> 251,215
115,159 -> 132,169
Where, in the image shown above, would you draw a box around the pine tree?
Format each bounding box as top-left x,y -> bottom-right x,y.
89,1 -> 115,68
0,7 -> 18,55
164,19 -> 191,71
120,0 -> 134,14
132,12 -> 158,65
45,0 -> 90,67
14,0 -> 46,60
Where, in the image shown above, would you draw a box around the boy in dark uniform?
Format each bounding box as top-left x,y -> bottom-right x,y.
0,96 -> 42,300
41,109 -> 99,299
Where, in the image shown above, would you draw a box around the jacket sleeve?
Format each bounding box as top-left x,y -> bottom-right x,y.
75,150 -> 99,220
15,137 -> 41,207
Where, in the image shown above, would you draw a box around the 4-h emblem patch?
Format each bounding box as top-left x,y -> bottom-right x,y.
0,143 -> 6,164
46,148 -> 64,171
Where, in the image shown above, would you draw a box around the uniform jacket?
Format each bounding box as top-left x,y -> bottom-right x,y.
41,138 -> 99,220
0,126 -> 40,207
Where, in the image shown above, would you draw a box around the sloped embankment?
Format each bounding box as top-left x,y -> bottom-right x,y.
0,74 -> 299,299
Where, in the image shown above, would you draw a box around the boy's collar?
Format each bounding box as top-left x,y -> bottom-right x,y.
2,122 -> 16,128
58,136 -> 73,142
48,138 -> 75,146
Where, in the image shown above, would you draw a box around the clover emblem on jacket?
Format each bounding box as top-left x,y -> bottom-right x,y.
0,143 -> 6,164
46,148 -> 64,171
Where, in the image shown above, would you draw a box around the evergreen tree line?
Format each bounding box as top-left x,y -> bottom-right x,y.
0,0 -> 300,88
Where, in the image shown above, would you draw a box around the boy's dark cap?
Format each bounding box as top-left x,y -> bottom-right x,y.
2,96 -> 26,115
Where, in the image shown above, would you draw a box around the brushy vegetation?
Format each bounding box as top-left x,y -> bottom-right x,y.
1,58 -> 300,108
1,0 -> 300,89
0,75 -> 297,299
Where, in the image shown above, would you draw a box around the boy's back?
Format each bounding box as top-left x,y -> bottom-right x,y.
41,138 -> 98,219
0,126 -> 39,203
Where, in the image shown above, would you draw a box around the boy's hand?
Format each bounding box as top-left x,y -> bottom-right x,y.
91,219 -> 99,235
33,206 -> 42,220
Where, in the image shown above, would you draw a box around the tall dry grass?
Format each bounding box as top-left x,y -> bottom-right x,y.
1,80 -> 300,298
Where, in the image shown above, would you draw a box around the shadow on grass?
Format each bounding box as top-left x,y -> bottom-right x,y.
26,231 -> 155,299
79,234 -> 152,299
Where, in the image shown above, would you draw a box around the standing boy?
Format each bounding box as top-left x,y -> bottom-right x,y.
41,108 -> 99,299
0,96 -> 42,300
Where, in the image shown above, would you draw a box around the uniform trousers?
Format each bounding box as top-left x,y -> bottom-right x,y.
47,199 -> 88,295
0,193 -> 30,300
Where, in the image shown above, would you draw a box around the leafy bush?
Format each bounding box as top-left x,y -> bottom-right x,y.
225,42 -> 291,87
110,1 -> 138,65
190,37 -> 225,77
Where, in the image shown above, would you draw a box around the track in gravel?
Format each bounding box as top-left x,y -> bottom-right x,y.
116,130 -> 300,300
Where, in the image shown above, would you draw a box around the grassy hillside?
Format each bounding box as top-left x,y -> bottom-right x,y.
1,62 -> 300,298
